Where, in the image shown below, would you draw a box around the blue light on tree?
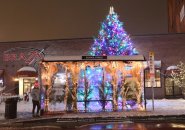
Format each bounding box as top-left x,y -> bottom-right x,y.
89,6 -> 138,56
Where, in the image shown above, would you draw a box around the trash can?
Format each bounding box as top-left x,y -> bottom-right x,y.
5,98 -> 18,119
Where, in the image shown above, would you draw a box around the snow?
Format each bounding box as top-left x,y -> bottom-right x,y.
1,98 -> 185,120
146,99 -> 185,115
18,66 -> 36,72
166,66 -> 178,70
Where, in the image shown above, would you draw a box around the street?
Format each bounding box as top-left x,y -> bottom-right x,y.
1,122 -> 185,130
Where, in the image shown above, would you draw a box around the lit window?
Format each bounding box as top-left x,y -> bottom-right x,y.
145,69 -> 161,87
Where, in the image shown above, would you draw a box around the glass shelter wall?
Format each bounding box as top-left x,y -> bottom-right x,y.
41,61 -> 145,112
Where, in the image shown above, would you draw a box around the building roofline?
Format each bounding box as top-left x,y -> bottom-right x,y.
0,33 -> 184,44
0,37 -> 93,44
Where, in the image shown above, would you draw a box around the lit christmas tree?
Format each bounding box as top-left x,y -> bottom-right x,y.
89,6 -> 138,56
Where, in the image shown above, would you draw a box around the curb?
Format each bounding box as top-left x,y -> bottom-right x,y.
1,114 -> 185,128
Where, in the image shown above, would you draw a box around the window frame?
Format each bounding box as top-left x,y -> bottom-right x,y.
144,68 -> 161,88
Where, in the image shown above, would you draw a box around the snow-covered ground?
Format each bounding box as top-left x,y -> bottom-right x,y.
146,98 -> 185,115
1,97 -> 185,120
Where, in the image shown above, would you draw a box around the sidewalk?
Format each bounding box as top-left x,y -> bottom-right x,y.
1,98 -> 185,121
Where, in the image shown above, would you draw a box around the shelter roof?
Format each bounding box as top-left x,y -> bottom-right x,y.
43,55 -> 145,62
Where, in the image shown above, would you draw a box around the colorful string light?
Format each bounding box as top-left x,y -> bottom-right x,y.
89,7 -> 138,56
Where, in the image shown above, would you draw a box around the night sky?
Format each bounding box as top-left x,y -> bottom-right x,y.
0,0 -> 168,42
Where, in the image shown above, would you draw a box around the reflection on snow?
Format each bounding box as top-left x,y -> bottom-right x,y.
87,102 -> 102,112
49,102 -> 65,111
171,123 -> 185,128
77,102 -> 85,111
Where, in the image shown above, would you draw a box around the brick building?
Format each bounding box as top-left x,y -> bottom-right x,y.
0,33 -> 185,99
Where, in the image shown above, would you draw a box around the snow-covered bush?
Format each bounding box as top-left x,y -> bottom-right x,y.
171,61 -> 185,96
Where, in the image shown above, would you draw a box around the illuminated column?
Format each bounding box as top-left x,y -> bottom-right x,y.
140,62 -> 145,110
112,61 -> 118,111
19,78 -> 24,97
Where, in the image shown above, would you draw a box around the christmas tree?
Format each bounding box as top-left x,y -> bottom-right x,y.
89,6 -> 138,56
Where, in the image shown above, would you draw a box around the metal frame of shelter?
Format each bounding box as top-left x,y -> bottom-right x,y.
39,55 -> 146,113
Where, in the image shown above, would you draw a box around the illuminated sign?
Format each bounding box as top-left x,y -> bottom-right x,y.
149,52 -> 155,86
3,47 -> 44,65
82,56 -> 107,60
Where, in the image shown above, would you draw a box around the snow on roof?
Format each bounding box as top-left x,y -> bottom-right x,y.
43,55 -> 145,62
166,66 -> 178,70
18,66 -> 36,72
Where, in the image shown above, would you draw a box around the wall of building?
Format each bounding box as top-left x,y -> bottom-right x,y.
0,39 -> 92,92
168,0 -> 185,33
133,33 -> 185,99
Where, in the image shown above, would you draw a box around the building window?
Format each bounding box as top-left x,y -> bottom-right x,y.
23,78 -> 36,93
145,69 -> 161,87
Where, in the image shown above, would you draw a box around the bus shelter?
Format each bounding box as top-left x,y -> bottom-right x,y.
39,55 -> 145,113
